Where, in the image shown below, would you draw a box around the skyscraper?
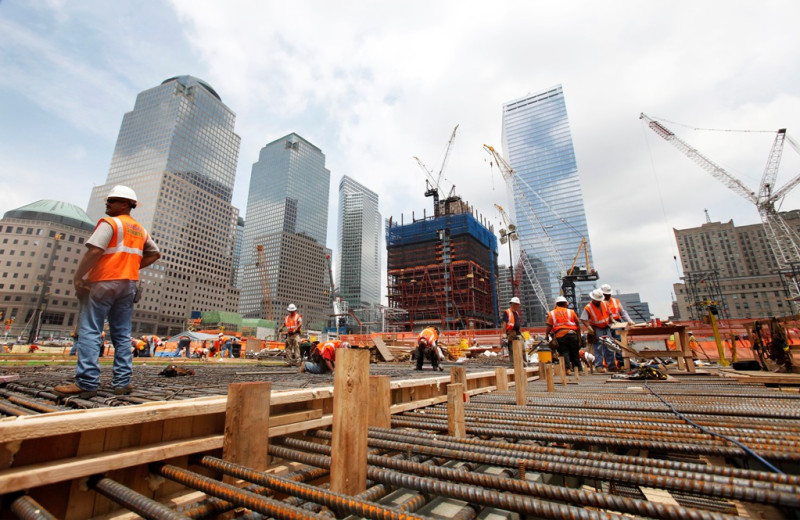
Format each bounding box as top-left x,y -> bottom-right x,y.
501,84 -> 593,324
86,76 -> 242,336
337,176 -> 381,310
238,134 -> 331,328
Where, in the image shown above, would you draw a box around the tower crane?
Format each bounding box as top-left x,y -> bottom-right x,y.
415,124 -> 459,217
255,245 -> 274,321
640,113 -> 800,300
485,145 -> 596,310
495,204 -> 547,309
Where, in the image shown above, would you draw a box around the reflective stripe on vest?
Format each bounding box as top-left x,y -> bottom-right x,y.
549,308 -> 578,333
285,314 -> 302,332
418,327 -> 438,345
504,308 -> 516,331
607,298 -> 622,320
584,301 -> 611,327
88,215 -> 147,282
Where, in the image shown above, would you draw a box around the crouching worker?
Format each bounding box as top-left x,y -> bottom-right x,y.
415,326 -> 442,371
301,340 -> 349,374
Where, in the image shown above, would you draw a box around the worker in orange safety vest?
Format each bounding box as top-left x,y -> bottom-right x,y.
502,296 -> 522,360
545,296 -> 582,374
278,303 -> 303,364
580,289 -> 614,372
415,326 -> 442,371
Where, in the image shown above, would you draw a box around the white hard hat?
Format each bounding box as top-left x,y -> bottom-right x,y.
509,297 -> 521,305
590,289 -> 605,301
107,185 -> 138,206
287,304 -> 297,312
341,342 -> 350,349
555,296 -> 568,304
600,284 -> 612,295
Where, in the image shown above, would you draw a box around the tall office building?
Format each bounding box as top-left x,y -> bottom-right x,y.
238,134 -> 331,328
502,84 -> 593,324
87,76 -> 242,336
337,176 -> 381,310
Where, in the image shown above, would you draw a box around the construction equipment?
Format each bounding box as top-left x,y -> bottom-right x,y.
495,203 -> 548,309
486,146 -> 597,311
640,113 -> 800,300
751,318 -> 794,372
255,245 -> 274,321
415,124 -> 459,217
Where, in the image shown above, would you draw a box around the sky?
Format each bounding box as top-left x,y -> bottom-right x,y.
2,0 -> 800,319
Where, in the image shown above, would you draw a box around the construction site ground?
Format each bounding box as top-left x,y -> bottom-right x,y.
1,351 -> 799,520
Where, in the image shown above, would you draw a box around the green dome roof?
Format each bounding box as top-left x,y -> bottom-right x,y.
3,200 -> 95,232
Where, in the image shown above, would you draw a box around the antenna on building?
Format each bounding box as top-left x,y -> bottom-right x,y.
704,208 -> 711,224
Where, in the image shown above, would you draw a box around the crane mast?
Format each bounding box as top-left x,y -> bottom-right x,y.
641,113 -> 800,300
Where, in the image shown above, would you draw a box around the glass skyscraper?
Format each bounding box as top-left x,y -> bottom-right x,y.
238,134 -> 331,327
87,76 -> 242,335
501,84 -> 593,324
337,175 -> 381,309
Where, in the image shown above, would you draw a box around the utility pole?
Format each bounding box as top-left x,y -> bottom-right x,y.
28,234 -> 61,344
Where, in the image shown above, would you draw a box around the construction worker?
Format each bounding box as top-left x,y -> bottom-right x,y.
131,337 -> 146,357
502,296 -> 522,359
301,340 -> 349,374
174,335 -> 191,358
218,333 -> 232,359
299,336 -> 313,360
415,326 -> 442,371
601,283 -> 633,367
142,334 -> 160,357
545,296 -> 582,375
54,186 -> 160,398
278,304 -> 302,364
580,289 -> 614,372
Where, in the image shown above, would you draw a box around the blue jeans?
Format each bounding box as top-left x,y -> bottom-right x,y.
174,342 -> 191,358
75,280 -> 136,391
303,360 -> 327,374
593,326 -> 614,369
221,340 -> 232,358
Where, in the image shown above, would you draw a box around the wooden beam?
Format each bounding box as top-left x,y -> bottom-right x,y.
222,382 -> 271,483
450,366 -> 468,402
447,383 -> 465,438
546,363 -> 555,393
495,367 -> 508,392
368,376 -> 392,429
330,348 -> 369,495
512,338 -> 526,405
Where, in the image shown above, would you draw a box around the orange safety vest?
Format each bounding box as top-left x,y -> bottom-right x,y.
548,307 -> 578,338
88,215 -> 149,282
317,341 -> 337,361
607,297 -> 623,321
503,308 -> 518,331
584,301 -> 611,328
284,313 -> 302,333
418,327 -> 438,346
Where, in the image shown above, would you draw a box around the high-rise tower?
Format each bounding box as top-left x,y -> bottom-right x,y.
501,84 -> 593,324
87,76 -> 242,336
238,134 -> 331,328
337,176 -> 381,310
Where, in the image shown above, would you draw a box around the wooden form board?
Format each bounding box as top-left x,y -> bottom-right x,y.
371,336 -> 395,362
0,367 -> 513,518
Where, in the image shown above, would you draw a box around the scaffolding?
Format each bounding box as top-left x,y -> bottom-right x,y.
684,270 -> 728,321
387,211 -> 498,331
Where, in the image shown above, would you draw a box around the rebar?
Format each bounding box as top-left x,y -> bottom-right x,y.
9,495 -> 57,520
89,476 -> 189,520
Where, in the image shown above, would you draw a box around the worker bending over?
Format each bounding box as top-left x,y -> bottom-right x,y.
301,340 -> 349,374
581,289 -> 615,372
545,296 -> 582,375
415,326 -> 442,371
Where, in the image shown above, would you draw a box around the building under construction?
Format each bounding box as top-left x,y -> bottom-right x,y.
386,196 -> 498,331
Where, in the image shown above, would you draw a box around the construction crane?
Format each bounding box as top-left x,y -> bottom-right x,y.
494,203 -> 549,309
485,145 -> 596,310
640,113 -> 800,300
255,245 -> 274,321
415,124 -> 459,217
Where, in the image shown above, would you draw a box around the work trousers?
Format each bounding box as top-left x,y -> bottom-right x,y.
286,333 -> 300,361
556,332 -> 581,371
592,326 -> 614,369
416,344 -> 440,370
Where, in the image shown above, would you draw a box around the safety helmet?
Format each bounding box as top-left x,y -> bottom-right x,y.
509,296 -> 521,305
590,289 -> 605,301
600,284 -> 612,295
287,304 -> 297,312
107,185 -> 138,207
419,338 -> 429,347
555,296 -> 568,304
341,342 -> 351,349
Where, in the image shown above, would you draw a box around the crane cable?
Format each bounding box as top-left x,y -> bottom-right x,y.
646,115 -> 775,134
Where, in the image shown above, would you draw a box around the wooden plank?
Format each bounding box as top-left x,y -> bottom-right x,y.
65,428 -> 106,520
639,486 -> 680,506
330,348 -> 369,495
368,376 -> 392,429
495,367 -> 509,391
372,336 -> 395,362
513,338 -> 526,406
450,366 -> 468,402
0,435 -> 223,494
447,383 -> 465,438
223,382 -> 271,484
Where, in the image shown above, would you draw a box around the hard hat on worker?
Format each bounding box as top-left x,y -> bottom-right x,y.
555,296 -> 568,304
287,304 -> 297,312
600,284 -> 612,295
509,297 -> 521,305
106,185 -> 138,207
590,289 -> 605,301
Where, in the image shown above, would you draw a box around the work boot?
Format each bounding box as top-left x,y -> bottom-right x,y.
566,369 -> 573,375
113,385 -> 133,395
53,383 -> 97,399
436,366 -> 443,372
